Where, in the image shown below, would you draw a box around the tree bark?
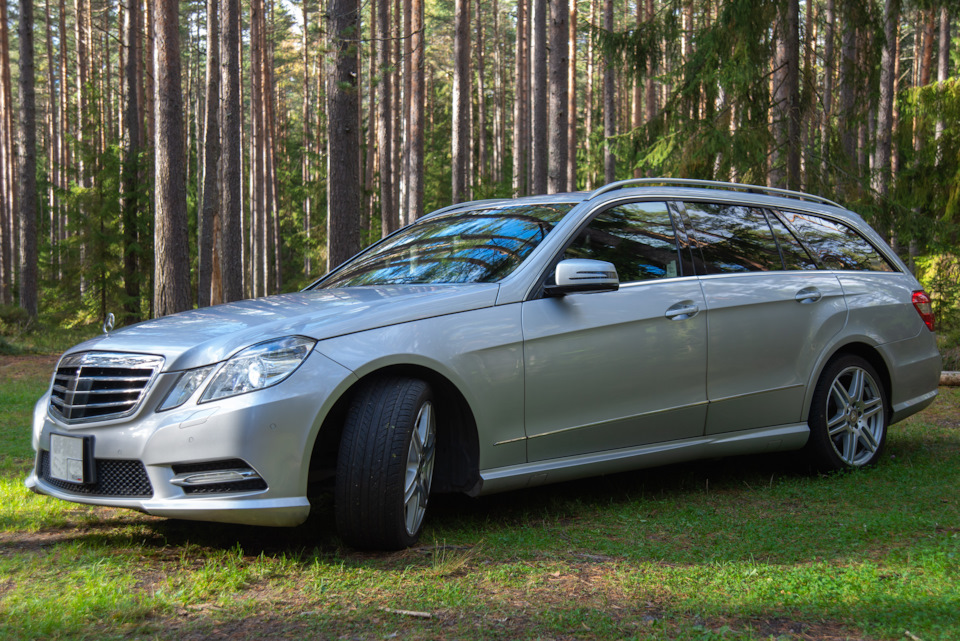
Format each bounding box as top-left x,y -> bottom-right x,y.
198,0 -> 220,307
452,0 -> 470,202
0,2 -> 12,305
819,0 -> 835,185
566,0 -> 577,189
406,0 -> 425,220
121,0 -> 141,322
530,0 -> 547,194
377,0 -> 395,233
838,1 -> 857,179
512,0 -> 528,196
17,0 -> 38,318
220,0 -> 243,302
771,0 -> 800,190
548,0 -> 568,194
153,0 -> 191,316
326,0 -> 361,268
302,0 -> 312,275
602,0 -> 615,184
873,0 -> 899,199
476,1 -> 488,183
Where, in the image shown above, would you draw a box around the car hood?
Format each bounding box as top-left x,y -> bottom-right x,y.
63,284 -> 501,371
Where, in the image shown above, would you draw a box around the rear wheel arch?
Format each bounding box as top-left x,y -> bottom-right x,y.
804,342 -> 893,422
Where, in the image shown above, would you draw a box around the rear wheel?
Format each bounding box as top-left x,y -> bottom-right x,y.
805,355 -> 888,471
335,376 -> 436,549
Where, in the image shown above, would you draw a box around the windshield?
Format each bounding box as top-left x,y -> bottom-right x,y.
316,203 -> 573,287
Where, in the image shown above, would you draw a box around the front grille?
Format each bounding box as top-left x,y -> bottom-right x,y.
39,450 -> 154,498
49,352 -> 164,423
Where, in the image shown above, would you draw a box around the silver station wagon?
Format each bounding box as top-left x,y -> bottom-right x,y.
27,179 -> 942,549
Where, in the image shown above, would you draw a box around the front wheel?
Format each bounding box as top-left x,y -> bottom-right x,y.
335,377 -> 436,550
805,355 -> 888,471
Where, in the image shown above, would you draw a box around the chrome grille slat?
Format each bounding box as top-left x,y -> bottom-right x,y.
49,352 -> 164,423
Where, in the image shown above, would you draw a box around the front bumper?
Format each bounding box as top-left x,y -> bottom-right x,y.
26,349 -> 357,527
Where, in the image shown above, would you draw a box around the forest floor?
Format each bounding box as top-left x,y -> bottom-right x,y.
1,354 -> 958,640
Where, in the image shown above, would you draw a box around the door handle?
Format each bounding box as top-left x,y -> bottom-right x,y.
795,287 -> 822,304
665,301 -> 700,320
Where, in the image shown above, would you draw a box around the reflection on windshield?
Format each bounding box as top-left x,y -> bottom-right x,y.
318,204 -> 572,287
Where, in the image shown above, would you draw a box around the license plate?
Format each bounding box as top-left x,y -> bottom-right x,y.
50,434 -> 91,484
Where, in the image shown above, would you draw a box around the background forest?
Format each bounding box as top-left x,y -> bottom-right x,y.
0,0 -> 958,353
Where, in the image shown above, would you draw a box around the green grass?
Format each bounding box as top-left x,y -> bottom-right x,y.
1,361 -> 958,640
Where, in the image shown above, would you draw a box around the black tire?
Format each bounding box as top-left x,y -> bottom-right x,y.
805,355 -> 888,472
335,376 -> 436,550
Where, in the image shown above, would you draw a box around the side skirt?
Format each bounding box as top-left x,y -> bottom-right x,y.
477,423 -> 810,495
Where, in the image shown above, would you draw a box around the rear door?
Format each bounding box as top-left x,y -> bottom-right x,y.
678,202 -> 848,435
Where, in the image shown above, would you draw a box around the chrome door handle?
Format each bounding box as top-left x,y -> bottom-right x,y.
665,302 -> 700,320
795,287 -> 822,304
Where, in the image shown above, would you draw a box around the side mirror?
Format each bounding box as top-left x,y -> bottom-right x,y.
544,259 -> 620,296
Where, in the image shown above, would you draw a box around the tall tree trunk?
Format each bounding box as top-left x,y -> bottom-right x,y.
153,0 -> 191,316
492,0 -> 504,185
220,0 -> 243,301
530,0 -> 547,194
602,0 -> 615,184
0,2 -> 13,304
548,0 -> 568,193
631,0 -> 643,179
771,0 -> 800,190
644,0 -> 656,125
566,0 -> 577,189
377,0 -> 395,233
512,0 -> 528,196
57,0 -> 68,273
302,0 -> 312,275
934,5 -> 951,155
406,0 -> 425,220
364,0 -> 376,235
121,0 -> 141,322
476,1 -> 488,184
18,0 -> 38,318
873,0 -> 899,199
198,0 -> 219,307
44,0 -> 59,281
819,0 -> 835,186
837,1 -> 857,181
326,0 -> 361,268
250,0 -> 264,296
75,0 -> 89,295
452,0 -> 470,202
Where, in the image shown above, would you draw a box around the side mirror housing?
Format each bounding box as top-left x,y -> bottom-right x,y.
544,259 -> 620,296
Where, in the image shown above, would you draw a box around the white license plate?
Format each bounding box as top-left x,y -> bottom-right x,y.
50,434 -> 87,484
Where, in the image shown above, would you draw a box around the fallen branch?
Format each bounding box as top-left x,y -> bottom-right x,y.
940,371 -> 960,387
379,606 -> 433,619
904,631 -> 923,641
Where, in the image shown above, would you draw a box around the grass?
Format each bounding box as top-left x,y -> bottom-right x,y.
1,356 -> 958,640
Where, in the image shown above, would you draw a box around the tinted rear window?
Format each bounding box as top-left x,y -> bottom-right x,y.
778,211 -> 896,272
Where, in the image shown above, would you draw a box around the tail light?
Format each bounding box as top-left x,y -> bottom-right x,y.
912,291 -> 935,331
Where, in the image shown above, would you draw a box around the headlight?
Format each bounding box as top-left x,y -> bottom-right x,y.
157,366 -> 215,412
199,336 -> 316,403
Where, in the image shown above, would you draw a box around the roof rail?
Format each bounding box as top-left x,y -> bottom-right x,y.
587,178 -> 844,209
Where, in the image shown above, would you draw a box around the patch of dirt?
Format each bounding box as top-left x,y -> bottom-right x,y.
0,354 -> 58,382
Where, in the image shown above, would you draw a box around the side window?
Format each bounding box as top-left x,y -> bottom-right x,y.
683,203 -> 783,273
779,211 -> 896,272
564,202 -> 681,283
766,211 -> 818,270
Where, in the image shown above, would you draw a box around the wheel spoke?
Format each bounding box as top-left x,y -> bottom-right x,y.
842,431 -> 858,463
849,369 -> 865,403
862,397 -> 883,420
830,378 -> 853,409
858,427 -> 879,454
827,413 -> 847,436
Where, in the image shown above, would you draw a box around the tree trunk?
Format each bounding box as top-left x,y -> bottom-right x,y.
121,0 -> 141,322
512,0 -> 528,196
198,0 -> 219,307
377,0 -> 395,233
220,0 -> 243,302
934,5 -> 950,155
153,0 -> 191,316
530,0 -> 547,194
302,0 -> 312,275
476,1 -> 488,184
566,0 -> 577,189
602,0 -> 615,184
452,0 -> 470,202
17,0 -> 38,318
406,0 -> 425,220
819,0 -> 835,186
0,2 -> 12,305
44,0 -> 59,281
326,0 -> 361,268
873,0 -> 899,199
771,0 -> 800,190
548,0 -> 568,193
75,0 -> 89,295
838,1 -> 857,181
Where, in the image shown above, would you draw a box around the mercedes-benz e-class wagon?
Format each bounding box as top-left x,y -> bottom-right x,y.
28,179 -> 942,549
